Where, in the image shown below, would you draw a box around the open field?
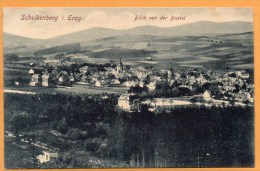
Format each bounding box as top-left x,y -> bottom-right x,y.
72,32 -> 253,71
55,85 -> 128,94
4,84 -> 129,95
4,67 -> 31,82
4,31 -> 253,72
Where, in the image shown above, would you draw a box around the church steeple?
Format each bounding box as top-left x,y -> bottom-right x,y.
117,58 -> 124,73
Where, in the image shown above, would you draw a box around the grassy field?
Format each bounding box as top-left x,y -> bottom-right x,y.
4,84 -> 129,95
72,32 -> 253,71
4,67 -> 31,83
55,85 -> 128,95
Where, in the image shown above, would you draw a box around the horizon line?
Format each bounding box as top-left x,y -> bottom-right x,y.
3,20 -> 253,40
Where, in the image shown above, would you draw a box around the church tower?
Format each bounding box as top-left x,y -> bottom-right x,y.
117,58 -> 124,73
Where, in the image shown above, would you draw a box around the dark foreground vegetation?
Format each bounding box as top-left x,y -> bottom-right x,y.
4,93 -> 254,168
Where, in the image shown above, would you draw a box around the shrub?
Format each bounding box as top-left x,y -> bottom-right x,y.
66,128 -> 83,140
84,138 -> 103,152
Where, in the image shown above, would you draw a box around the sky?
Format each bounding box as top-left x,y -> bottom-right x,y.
3,8 -> 253,39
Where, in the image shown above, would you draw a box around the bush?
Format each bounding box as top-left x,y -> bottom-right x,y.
62,153 -> 72,164
97,139 -> 108,156
96,122 -> 110,135
84,138 -> 103,152
66,128 -> 83,140
81,129 -> 97,139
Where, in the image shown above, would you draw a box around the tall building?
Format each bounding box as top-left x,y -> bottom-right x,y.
116,58 -> 124,73
42,73 -> 52,87
29,74 -> 42,86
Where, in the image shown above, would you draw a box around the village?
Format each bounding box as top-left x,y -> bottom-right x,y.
6,55 -> 251,113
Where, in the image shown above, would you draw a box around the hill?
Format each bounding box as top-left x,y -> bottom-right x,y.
4,21 -> 253,49
3,32 -> 43,48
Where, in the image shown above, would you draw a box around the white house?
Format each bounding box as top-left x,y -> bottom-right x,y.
29,74 -> 42,86
203,90 -> 211,101
15,82 -> 21,86
42,75 -> 50,87
111,79 -> 121,85
240,71 -> 250,79
29,68 -> 35,74
95,80 -> 103,87
147,82 -> 156,91
124,81 -> 138,87
95,80 -> 107,87
37,151 -> 58,163
118,94 -> 140,112
79,66 -> 89,74
139,80 -> 145,88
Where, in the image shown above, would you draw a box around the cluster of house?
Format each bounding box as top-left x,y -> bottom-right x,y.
28,63 -> 75,87
27,59 -> 253,106
114,61 -> 254,112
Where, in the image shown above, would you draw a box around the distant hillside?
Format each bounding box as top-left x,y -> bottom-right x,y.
4,21 -> 253,49
47,21 -> 253,44
3,32 -> 43,48
34,43 -> 81,56
215,31 -> 253,37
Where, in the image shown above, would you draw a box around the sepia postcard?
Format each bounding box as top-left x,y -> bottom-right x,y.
2,6 -> 256,169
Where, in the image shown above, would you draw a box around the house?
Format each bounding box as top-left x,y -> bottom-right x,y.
167,70 -> 172,78
29,74 -> 42,86
115,72 -> 128,79
95,80 -> 102,87
69,74 -> 75,83
58,75 -> 70,85
223,85 -> 236,92
15,82 -> 21,86
196,75 -> 207,84
95,80 -> 108,87
236,71 -> 250,79
188,76 -> 196,85
29,63 -> 35,67
235,90 -> 253,103
42,74 -> 52,87
172,72 -> 181,80
79,66 -> 89,74
29,68 -> 35,75
146,57 -> 153,61
124,81 -> 138,87
202,90 -> 211,101
110,79 -> 121,85
147,81 -> 156,91
139,80 -> 145,88
118,93 -> 140,112
28,68 -> 43,75
37,150 -> 58,163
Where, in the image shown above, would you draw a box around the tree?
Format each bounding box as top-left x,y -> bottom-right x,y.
4,53 -> 19,65
66,128 -> 83,140
10,111 -> 30,137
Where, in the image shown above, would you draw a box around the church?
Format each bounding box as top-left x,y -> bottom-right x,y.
116,58 -> 124,74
